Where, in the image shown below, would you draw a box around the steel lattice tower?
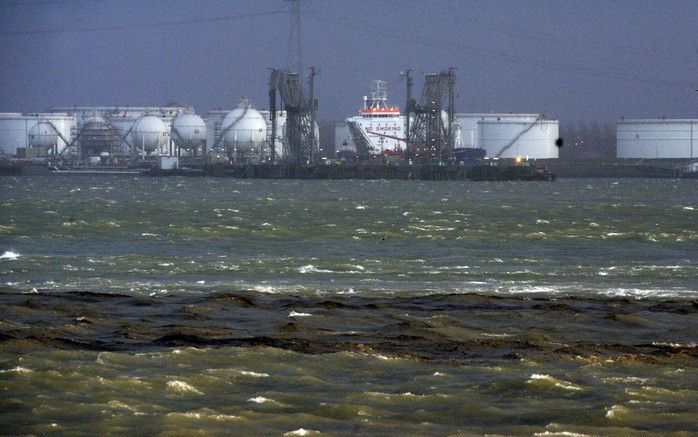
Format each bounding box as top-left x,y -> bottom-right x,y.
406,68 -> 456,163
286,0 -> 302,74
269,68 -> 318,165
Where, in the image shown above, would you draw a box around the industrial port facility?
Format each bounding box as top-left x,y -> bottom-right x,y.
1,0 -> 696,176
1,67 -> 563,168
1,66 -> 696,177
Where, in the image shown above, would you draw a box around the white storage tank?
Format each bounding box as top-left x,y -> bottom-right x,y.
38,114 -> 75,154
204,110 -> 229,150
0,113 -> 31,155
28,121 -> 58,149
454,113 -> 543,149
221,101 -> 267,153
131,115 -> 166,152
79,116 -> 121,156
0,113 -> 74,155
171,113 -> 206,150
259,109 -> 287,160
478,118 -> 559,158
617,119 -> 697,158
335,122 -> 353,153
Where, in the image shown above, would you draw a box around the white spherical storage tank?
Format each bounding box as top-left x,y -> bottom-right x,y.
0,113 -> 74,155
28,121 -> 58,149
478,118 -> 559,158
131,115 -> 166,152
38,114 -> 75,154
221,107 -> 267,152
171,113 -> 206,150
617,119 -> 698,158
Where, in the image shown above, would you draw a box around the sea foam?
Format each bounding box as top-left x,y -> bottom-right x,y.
0,251 -> 19,260
166,380 -> 203,395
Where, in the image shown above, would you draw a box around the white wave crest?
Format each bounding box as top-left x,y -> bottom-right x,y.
0,366 -> 33,374
238,370 -> 269,378
284,428 -> 321,436
297,264 -> 333,274
247,396 -> 281,405
0,251 -> 20,260
289,311 -> 312,317
166,380 -> 203,395
528,374 -> 584,391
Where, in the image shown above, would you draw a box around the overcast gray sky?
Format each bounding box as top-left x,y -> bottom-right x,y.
1,0 -> 697,125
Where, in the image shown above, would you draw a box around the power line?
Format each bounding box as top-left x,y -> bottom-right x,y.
420,7 -> 698,66
1,0 -> 108,7
305,8 -> 694,91
0,10 -> 286,36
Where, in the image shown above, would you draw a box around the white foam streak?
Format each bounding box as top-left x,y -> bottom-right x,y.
238,370 -> 270,378
528,374 -> 583,391
166,380 -> 203,395
0,251 -> 19,260
288,311 -> 312,317
0,366 -> 33,374
297,264 -> 333,274
284,428 -> 321,436
248,396 -> 282,405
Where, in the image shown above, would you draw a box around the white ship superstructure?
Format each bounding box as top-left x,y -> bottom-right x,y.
336,80 -> 405,158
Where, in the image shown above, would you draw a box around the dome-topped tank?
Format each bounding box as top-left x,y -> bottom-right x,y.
79,116 -> 121,156
171,113 -> 206,150
221,99 -> 267,151
131,115 -> 165,152
28,121 -> 58,149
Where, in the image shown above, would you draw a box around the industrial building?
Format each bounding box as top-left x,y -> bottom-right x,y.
617,119 -> 698,159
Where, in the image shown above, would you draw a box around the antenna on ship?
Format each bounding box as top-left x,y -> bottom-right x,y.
370,80 -> 388,110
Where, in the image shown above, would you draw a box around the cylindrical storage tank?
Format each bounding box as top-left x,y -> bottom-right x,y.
221,107 -> 267,152
171,113 -> 206,150
203,110 -> 229,150
452,122 -> 463,149
478,118 -> 559,159
455,115 -> 480,148
0,113 -> 32,155
110,117 -> 136,145
455,114 -> 543,149
28,121 -> 58,149
335,122 -> 354,153
617,119 -> 698,158
270,111 -> 286,160
131,115 -> 165,152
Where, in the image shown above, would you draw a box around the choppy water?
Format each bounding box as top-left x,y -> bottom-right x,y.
0,176 -> 696,435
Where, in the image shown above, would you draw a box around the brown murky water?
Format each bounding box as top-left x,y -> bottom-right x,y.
1,176 -> 696,435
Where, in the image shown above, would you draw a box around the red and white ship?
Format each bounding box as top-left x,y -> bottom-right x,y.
336,80 -> 406,160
